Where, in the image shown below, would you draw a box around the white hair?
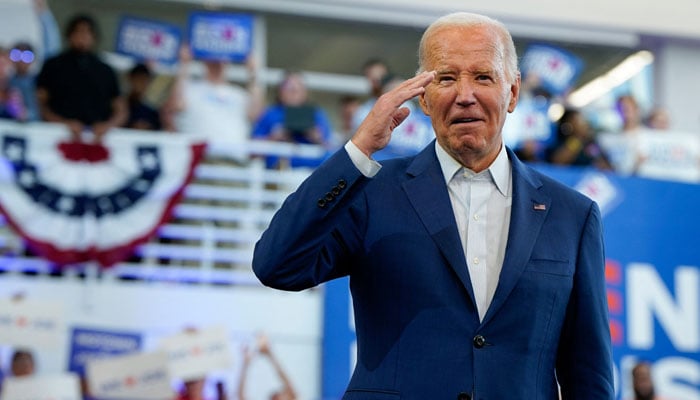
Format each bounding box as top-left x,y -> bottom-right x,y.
417,12 -> 519,82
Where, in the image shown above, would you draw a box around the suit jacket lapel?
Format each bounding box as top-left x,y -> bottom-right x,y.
402,144 -> 478,310
481,149 -> 550,326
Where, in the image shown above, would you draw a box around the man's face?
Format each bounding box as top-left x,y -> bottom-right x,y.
279,74 -> 308,106
68,22 -> 96,52
11,355 -> 34,376
633,364 -> 655,398
0,51 -> 10,79
365,63 -> 388,93
419,25 -> 519,170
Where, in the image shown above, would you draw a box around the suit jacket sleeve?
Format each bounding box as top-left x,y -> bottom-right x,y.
556,201 -> 615,399
253,148 -> 367,291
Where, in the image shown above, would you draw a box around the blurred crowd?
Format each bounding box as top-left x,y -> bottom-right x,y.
0,2 -> 686,179
0,345 -> 669,399
0,332 -> 297,400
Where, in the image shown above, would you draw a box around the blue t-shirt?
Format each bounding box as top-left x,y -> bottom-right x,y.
252,103 -> 332,168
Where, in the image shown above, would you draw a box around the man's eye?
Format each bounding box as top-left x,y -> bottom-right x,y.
437,76 -> 455,83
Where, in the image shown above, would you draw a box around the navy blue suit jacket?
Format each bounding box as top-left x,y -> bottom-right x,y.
253,142 -> 614,400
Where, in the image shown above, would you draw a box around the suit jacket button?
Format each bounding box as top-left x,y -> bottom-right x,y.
457,392 -> 471,400
331,186 -> 341,195
337,179 -> 347,189
317,198 -> 327,208
473,335 -> 486,349
325,192 -> 334,201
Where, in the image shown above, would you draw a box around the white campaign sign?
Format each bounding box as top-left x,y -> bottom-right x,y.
0,373 -> 81,400
86,351 -> 172,400
0,298 -> 65,348
158,326 -> 232,381
636,131 -> 700,183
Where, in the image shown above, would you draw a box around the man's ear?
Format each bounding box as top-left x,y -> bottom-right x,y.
419,93 -> 430,116
508,73 -> 521,113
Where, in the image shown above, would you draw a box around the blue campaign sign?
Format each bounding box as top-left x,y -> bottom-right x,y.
187,12 -> 254,63
520,43 -> 584,96
115,16 -> 182,63
322,165 -> 700,400
68,327 -> 142,376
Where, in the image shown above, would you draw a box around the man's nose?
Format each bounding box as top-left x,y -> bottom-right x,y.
454,78 -> 477,106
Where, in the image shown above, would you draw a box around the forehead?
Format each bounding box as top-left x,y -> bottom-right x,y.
424,25 -> 504,69
282,75 -> 305,88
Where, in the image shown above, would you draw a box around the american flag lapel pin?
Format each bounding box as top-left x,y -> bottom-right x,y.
533,203 -> 547,211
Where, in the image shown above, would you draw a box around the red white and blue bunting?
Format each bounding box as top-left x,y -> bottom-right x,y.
0,121 -> 206,267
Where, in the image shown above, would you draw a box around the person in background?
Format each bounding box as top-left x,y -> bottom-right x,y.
253,11 -> 613,399
0,47 -> 27,121
237,333 -> 297,400
252,70 -> 333,168
333,94 -> 362,149
173,327 -> 228,400
644,106 -> 671,131
124,62 -> 162,131
545,108 -> 613,170
162,44 -> 263,163
617,94 -> 645,133
4,0 -> 61,123
629,361 -> 667,400
175,378 -> 227,400
598,94 -> 648,175
351,58 -> 390,132
363,58 -> 390,101
503,72 -> 555,163
36,13 -> 127,143
9,349 -> 35,377
0,348 -> 36,394
8,41 -> 40,121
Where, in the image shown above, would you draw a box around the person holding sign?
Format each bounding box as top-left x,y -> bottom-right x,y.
237,333 -> 297,400
162,44 -> 263,163
9,349 -> 35,377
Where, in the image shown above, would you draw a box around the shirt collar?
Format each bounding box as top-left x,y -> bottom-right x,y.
435,141 -> 511,197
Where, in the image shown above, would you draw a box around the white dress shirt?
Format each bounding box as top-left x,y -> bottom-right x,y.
345,140 -> 513,321
435,142 -> 512,321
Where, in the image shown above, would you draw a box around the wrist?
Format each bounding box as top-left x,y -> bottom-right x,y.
350,137 -> 374,158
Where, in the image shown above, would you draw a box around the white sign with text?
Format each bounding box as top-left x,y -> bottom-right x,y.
0,298 -> 65,348
0,373 -> 81,400
158,326 -> 232,381
86,351 -> 172,399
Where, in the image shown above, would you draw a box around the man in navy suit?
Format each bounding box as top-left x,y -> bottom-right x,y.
253,12 -> 614,400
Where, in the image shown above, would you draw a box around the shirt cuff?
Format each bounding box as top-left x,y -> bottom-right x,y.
344,140 -> 382,178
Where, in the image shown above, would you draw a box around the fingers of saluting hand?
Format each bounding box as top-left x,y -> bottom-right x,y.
377,71 -> 436,109
352,71 -> 435,157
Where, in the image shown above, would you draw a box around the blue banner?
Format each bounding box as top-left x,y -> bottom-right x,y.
187,12 -> 254,63
520,43 -> 584,95
322,165 -> 700,400
115,16 -> 182,63
68,327 -> 142,376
